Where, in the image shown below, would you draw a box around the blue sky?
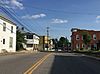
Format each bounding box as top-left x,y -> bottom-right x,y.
0,0 -> 100,40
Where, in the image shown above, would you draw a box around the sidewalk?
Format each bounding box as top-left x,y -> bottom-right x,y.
84,54 -> 100,61
74,51 -> 100,61
0,50 -> 38,56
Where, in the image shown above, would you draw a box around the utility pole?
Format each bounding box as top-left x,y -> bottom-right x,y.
47,27 -> 49,51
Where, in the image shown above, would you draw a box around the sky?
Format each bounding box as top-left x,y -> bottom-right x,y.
0,0 -> 100,40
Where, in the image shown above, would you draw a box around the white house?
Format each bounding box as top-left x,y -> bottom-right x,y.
23,32 -> 39,51
0,15 -> 16,53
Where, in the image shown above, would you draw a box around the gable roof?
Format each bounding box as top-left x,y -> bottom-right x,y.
0,15 -> 16,26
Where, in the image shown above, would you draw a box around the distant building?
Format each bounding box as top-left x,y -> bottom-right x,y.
71,28 -> 100,50
39,36 -> 48,51
0,15 -> 16,53
39,36 -> 53,51
23,32 -> 39,51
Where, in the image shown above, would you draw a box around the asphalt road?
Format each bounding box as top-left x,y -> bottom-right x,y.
0,52 -> 48,74
32,52 -> 100,74
0,52 -> 100,74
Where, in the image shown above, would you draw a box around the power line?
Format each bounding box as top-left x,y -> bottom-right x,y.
1,2 -> 100,15
0,6 -> 70,34
24,4 -> 100,15
4,7 -> 31,32
0,2 -> 32,33
0,5 -> 46,35
24,8 -> 45,32
0,1 -> 46,33
6,8 -> 33,32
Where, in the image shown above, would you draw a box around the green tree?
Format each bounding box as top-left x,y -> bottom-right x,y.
52,38 -> 58,44
82,32 -> 92,49
52,38 -> 58,49
16,30 -> 26,51
58,37 -> 69,47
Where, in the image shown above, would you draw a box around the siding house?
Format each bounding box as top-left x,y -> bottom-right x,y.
0,15 -> 16,53
23,32 -> 39,51
71,28 -> 100,50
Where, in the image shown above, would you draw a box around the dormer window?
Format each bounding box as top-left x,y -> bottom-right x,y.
93,34 -> 96,40
76,35 -> 80,40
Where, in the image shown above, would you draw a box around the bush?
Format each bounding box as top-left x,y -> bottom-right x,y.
16,43 -> 24,51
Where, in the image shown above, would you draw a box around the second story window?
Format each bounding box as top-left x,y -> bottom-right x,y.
3,39 -> 5,44
82,36 -> 83,40
3,23 -> 6,31
27,35 -> 33,39
11,26 -> 13,33
76,35 -> 80,40
93,34 -> 96,40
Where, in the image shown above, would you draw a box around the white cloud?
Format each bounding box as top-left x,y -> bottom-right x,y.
96,16 -> 100,19
96,16 -> 100,23
52,19 -> 68,24
1,0 -> 24,9
21,15 -> 31,19
22,14 -> 46,19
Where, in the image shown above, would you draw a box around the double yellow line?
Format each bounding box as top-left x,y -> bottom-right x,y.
24,53 -> 52,74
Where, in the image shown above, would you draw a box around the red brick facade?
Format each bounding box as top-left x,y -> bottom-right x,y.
71,28 -> 100,50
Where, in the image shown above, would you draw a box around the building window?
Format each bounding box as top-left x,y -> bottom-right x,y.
82,36 -> 83,40
27,44 -> 33,47
9,37 -> 13,48
88,44 -> 91,49
93,34 -> 96,40
94,44 -> 97,49
76,35 -> 80,40
3,39 -> 5,44
82,44 -> 85,48
11,26 -> 13,33
76,44 -> 80,49
3,23 -> 6,31
27,35 -> 33,39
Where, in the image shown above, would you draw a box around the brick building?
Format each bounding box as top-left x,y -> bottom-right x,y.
71,28 -> 100,50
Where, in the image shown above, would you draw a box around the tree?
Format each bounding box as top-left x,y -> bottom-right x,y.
82,32 -> 92,49
52,38 -> 58,50
52,39 -> 55,44
58,37 -> 69,48
16,30 -> 26,51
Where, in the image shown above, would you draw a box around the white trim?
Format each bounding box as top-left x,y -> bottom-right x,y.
76,35 -> 80,40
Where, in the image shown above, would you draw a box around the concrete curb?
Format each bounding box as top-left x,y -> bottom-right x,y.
73,52 -> 100,61
83,54 -> 100,61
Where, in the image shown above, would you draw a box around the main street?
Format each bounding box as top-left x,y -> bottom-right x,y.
0,52 -> 100,74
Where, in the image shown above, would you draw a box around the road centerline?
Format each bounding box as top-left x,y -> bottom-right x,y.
24,53 -> 52,74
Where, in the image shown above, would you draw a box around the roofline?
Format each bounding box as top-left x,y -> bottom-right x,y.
71,28 -> 100,32
79,29 -> 100,32
0,15 -> 16,26
24,32 -> 40,37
